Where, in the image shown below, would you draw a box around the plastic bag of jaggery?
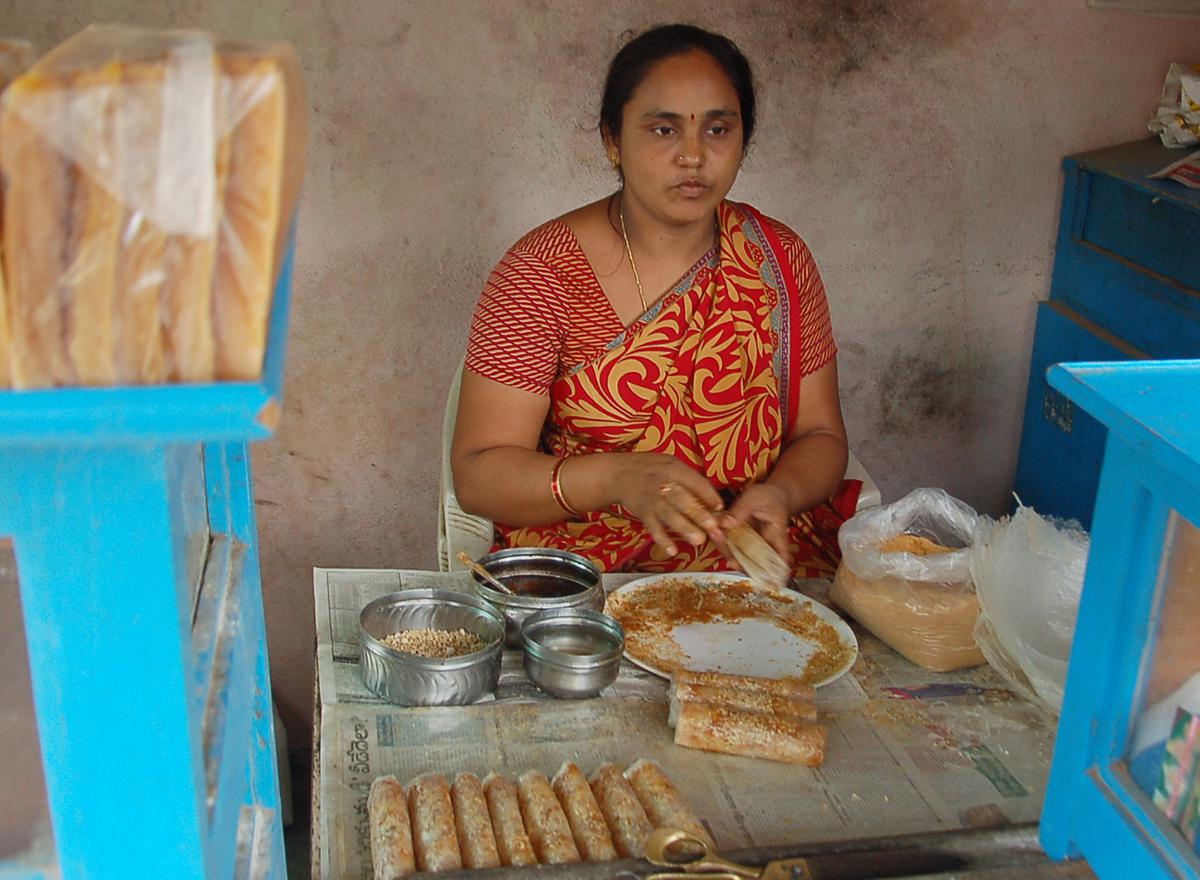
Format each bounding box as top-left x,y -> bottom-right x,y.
0,24 -> 307,388
832,488 -> 985,672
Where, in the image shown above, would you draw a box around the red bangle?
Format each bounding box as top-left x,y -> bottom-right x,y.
550,456 -> 583,517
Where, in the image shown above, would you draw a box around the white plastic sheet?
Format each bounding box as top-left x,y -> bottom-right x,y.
970,505 -> 1089,715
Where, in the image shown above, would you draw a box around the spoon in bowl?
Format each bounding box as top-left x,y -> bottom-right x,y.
456,551 -> 517,596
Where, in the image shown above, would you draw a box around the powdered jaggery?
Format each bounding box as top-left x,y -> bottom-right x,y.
878,534 -> 956,556
831,537 -> 985,672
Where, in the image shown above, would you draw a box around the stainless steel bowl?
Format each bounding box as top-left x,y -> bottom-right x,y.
359,589 -> 504,706
521,607 -> 625,699
473,548 -> 604,647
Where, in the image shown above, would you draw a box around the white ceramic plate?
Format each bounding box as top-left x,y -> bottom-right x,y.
606,571 -> 858,687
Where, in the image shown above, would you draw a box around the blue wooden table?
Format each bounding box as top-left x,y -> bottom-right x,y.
0,242 -> 296,880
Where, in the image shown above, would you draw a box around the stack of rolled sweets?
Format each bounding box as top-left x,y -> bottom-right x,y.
0,24 -> 306,388
367,759 -> 711,878
670,669 -> 827,766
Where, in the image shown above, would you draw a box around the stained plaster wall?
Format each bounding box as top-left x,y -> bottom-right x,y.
1,2 -> 1198,845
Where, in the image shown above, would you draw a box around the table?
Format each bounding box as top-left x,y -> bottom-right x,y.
0,238 -> 298,880
310,568 -> 1090,879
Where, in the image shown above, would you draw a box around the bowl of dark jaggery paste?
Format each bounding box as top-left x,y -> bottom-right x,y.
470,547 -> 603,647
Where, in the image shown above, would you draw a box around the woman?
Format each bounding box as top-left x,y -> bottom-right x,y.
452,24 -> 859,578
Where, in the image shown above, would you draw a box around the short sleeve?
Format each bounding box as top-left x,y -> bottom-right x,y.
464,244 -> 566,396
768,220 -> 837,377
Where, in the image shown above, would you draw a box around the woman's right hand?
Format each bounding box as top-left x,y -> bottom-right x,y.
612,453 -> 725,556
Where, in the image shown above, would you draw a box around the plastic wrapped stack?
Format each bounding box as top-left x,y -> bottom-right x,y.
0,25 -> 307,388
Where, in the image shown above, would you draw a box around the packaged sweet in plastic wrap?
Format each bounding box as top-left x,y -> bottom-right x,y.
0,25 -> 307,388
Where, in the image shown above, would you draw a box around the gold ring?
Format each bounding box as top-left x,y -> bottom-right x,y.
658,481 -> 676,495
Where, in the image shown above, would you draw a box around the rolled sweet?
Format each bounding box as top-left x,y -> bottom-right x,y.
589,762 -> 653,858
450,773 -> 500,869
406,772 -> 462,872
623,759 -> 713,846
551,761 -> 617,862
516,770 -> 581,864
482,771 -> 537,867
112,59 -> 169,384
367,775 -> 415,880
64,63 -> 122,386
0,73 -> 72,387
212,45 -> 306,380
674,669 -> 815,701
669,682 -> 817,728
674,700 -> 827,766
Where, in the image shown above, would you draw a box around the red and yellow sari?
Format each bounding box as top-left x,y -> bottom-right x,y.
480,201 -> 858,578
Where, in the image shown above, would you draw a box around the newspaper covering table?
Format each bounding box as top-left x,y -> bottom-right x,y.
313,568 -> 1058,880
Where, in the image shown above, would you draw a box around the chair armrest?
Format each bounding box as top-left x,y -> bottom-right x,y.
442,490 -> 494,570
846,451 -> 881,511
439,361 -> 496,571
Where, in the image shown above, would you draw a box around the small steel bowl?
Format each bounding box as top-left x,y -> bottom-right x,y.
359,589 -> 504,706
473,548 -> 604,647
521,608 -> 625,699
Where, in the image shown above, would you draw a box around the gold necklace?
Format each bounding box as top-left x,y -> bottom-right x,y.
618,204 -> 648,314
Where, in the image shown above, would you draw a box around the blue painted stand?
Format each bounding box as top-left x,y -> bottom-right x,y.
1040,359 -> 1200,878
0,240 -> 295,879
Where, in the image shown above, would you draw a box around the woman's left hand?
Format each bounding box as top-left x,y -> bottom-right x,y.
719,483 -> 793,564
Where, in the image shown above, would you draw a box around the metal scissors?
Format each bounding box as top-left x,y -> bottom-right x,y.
644,827 -> 814,880
640,825 -> 971,880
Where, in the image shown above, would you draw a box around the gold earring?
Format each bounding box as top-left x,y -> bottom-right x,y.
609,152 -> 620,170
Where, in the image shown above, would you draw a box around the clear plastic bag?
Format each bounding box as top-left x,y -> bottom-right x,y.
833,489 -> 985,673
1148,62 -> 1200,148
838,488 -> 977,582
970,504 -> 1089,715
0,25 -> 307,387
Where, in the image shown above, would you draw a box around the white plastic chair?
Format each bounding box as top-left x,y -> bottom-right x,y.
438,362 -> 881,571
438,362 -> 496,571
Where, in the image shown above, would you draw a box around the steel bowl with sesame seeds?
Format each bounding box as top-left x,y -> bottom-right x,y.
359,588 -> 504,706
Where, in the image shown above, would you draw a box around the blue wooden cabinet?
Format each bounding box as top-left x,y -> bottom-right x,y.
1013,140 -> 1200,528
1013,302 -> 1143,526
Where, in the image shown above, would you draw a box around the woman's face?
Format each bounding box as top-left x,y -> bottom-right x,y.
609,49 -> 744,228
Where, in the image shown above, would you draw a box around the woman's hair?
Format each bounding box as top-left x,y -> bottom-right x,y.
599,24 -> 756,152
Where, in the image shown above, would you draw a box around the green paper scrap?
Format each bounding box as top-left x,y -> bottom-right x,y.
1152,707 -> 1200,849
1182,770 -> 1199,849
